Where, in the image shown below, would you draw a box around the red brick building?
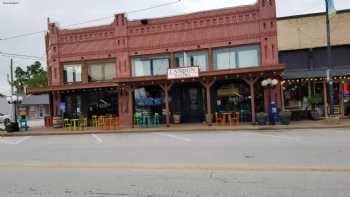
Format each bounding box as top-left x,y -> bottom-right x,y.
29,0 -> 284,127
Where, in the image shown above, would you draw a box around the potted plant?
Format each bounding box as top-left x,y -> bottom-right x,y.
280,111 -> 292,125
173,113 -> 181,124
256,112 -> 268,125
307,95 -> 323,120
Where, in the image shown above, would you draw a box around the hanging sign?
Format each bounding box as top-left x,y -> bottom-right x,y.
167,67 -> 199,79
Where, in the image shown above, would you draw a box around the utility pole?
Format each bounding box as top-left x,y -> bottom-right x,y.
325,0 -> 334,116
10,58 -> 17,122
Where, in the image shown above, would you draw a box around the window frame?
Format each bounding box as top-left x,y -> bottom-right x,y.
175,50 -> 209,71
63,64 -> 82,84
213,44 -> 261,70
132,55 -> 170,77
88,62 -> 116,82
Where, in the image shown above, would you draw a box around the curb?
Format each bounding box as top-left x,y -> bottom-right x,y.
0,124 -> 349,137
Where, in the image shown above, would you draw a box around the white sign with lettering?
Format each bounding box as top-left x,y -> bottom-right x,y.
167,67 -> 199,79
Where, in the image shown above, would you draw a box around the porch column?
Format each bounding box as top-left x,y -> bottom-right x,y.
200,79 -> 215,126
323,80 -> 328,117
126,86 -> 135,128
53,92 -> 61,116
280,81 -> 285,111
160,82 -> 173,127
243,77 -> 260,124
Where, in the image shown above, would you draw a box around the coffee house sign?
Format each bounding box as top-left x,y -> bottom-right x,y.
167,67 -> 199,79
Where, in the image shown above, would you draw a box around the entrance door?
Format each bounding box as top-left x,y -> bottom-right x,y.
172,83 -> 205,123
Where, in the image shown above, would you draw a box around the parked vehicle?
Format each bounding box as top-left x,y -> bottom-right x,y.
0,113 -> 11,125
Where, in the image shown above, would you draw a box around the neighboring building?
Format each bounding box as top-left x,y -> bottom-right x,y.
28,0 -> 283,127
278,10 -> 350,119
0,97 -> 12,115
19,95 -> 50,120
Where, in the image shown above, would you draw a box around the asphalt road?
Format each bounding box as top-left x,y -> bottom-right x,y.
0,128 -> 349,197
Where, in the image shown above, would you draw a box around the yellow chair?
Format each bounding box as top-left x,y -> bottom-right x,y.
97,116 -> 105,129
92,115 -> 98,128
64,118 -> 72,131
80,118 -> 88,130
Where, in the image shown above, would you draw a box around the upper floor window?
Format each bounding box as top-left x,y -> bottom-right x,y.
132,55 -> 170,77
175,51 -> 208,71
213,45 -> 260,70
64,64 -> 82,83
88,62 -> 116,82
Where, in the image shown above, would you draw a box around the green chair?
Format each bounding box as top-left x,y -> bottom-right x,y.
240,109 -> 249,122
134,113 -> 143,128
153,113 -> 161,126
142,112 -> 153,128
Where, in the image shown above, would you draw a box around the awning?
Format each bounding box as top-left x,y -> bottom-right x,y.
283,66 -> 350,79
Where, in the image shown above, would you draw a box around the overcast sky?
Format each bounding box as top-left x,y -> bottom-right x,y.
0,0 -> 349,96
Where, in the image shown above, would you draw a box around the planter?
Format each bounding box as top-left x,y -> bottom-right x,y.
5,122 -> 20,132
280,111 -> 291,125
310,110 -> 321,120
173,114 -> 181,124
53,116 -> 64,128
256,113 -> 268,125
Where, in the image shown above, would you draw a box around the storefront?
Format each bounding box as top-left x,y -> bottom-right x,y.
61,88 -> 118,125
283,77 -> 350,119
213,79 -> 252,122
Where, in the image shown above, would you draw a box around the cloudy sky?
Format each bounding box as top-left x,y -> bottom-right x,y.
0,0 -> 349,96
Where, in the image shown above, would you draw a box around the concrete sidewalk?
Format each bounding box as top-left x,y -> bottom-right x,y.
1,118 -> 349,137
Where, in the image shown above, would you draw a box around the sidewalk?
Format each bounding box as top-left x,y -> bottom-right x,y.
1,118 -> 349,137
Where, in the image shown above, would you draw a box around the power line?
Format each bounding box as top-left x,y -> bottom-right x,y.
0,51 -> 45,60
0,0 -> 181,41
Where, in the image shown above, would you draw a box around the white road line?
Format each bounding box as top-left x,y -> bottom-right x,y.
157,133 -> 192,142
241,132 -> 301,141
0,136 -> 31,145
91,134 -> 103,144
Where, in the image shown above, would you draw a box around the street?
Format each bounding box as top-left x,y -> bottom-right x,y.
0,128 -> 349,196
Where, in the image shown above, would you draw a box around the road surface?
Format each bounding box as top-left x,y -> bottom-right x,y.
0,128 -> 349,196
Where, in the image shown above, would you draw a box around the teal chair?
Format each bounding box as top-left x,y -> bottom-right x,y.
134,112 -> 143,128
153,113 -> 161,126
142,112 -> 153,128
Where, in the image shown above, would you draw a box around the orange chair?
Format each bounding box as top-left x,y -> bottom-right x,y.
235,112 -> 240,125
214,112 -> 221,126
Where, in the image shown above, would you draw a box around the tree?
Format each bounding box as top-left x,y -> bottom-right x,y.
13,61 -> 47,94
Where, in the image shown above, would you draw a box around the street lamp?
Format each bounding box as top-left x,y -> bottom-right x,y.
261,78 -> 279,124
6,95 -> 23,132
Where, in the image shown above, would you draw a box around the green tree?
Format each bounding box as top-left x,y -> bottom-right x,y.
13,61 -> 47,94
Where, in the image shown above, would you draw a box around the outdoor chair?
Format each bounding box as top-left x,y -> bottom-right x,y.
214,112 -> 222,126
153,113 -> 161,126
64,118 -> 72,131
80,118 -> 88,130
92,115 -> 98,128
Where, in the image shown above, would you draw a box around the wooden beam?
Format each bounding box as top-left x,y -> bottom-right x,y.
125,85 -> 135,128
280,81 -> 285,111
242,76 -> 260,124
159,82 -> 173,127
323,80 -> 328,117
200,79 -> 216,126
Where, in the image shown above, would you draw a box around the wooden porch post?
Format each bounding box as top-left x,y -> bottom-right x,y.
323,80 -> 328,117
200,79 -> 215,126
160,82 -> 173,127
280,81 -> 285,111
126,86 -> 135,128
243,77 -> 260,124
